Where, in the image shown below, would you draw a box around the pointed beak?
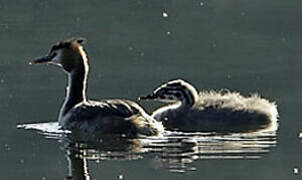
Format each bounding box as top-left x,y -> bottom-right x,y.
138,93 -> 157,100
29,55 -> 54,65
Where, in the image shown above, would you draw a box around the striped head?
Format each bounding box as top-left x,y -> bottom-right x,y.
139,79 -> 199,106
30,37 -> 87,73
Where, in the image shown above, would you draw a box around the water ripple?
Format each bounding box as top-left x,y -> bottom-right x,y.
17,122 -> 277,174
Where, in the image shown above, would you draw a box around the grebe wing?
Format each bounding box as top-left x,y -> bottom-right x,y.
62,99 -> 156,135
68,99 -> 143,120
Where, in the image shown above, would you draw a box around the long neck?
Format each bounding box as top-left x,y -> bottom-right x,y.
59,50 -> 89,119
178,86 -> 199,108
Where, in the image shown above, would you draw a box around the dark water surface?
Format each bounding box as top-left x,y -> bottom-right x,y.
1,0 -> 302,179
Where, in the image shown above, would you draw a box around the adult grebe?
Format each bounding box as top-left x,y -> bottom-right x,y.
30,37 -> 163,137
139,79 -> 278,133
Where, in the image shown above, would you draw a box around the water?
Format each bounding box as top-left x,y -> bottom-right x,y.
16,122 -> 278,175
1,0 -> 302,179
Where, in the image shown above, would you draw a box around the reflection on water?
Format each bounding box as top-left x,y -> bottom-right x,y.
66,147 -> 90,180
18,122 -> 277,175
140,131 -> 277,172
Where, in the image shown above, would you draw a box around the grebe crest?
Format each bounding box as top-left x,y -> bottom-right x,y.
140,79 -> 278,133
30,38 -> 164,137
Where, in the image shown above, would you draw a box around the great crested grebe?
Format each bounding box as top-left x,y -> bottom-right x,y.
139,79 -> 278,133
30,37 -> 164,137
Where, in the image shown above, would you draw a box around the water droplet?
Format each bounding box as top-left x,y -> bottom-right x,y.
118,174 -> 123,179
162,12 -> 168,17
200,2 -> 204,6
167,31 -> 171,35
4,144 -> 11,151
293,167 -> 299,174
128,46 -> 133,51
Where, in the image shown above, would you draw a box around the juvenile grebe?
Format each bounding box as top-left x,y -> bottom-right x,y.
139,79 -> 278,133
30,37 -> 163,137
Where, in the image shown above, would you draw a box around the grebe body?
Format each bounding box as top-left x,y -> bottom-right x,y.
31,38 -> 163,137
140,79 -> 278,133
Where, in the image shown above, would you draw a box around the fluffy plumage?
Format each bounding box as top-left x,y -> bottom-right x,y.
140,79 -> 278,133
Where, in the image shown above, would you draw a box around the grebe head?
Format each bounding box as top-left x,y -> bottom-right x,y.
30,37 -> 87,73
140,79 -> 199,106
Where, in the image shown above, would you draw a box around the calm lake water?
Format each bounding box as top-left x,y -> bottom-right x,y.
1,0 -> 302,179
